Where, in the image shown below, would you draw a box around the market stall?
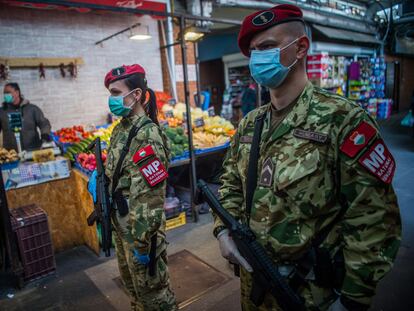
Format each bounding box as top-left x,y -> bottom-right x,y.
307,53 -> 394,121
0,94 -> 234,256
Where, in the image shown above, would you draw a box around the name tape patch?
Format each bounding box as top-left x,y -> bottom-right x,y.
340,121 -> 377,158
240,136 -> 253,144
133,145 -> 155,164
139,157 -> 168,187
358,139 -> 395,184
293,129 -> 329,144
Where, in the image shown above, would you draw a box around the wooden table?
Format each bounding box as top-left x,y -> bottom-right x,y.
6,169 -> 99,254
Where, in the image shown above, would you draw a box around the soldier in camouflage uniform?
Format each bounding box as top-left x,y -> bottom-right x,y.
104,65 -> 177,311
213,5 -> 401,311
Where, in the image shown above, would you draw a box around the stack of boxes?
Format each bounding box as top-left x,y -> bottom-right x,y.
307,53 -> 331,87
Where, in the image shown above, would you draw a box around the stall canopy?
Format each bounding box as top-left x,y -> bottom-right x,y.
2,0 -> 166,18
313,24 -> 381,45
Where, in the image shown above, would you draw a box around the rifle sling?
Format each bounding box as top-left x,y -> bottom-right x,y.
110,119 -> 158,274
111,119 -> 152,197
245,113 -> 265,223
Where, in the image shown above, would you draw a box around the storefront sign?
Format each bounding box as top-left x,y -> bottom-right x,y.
3,0 -> 167,18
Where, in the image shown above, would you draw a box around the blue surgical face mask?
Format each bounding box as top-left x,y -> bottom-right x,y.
4,93 -> 13,104
249,38 -> 299,89
108,88 -> 138,117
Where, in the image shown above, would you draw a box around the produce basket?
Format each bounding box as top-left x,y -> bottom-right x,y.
194,141 -> 230,155
73,162 -> 93,177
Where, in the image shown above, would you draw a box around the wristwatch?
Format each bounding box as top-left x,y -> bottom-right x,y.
213,226 -> 227,239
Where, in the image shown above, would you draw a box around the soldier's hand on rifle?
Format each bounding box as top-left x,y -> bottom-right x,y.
217,229 -> 253,272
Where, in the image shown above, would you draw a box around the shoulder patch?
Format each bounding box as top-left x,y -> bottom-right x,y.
139,157 -> 168,187
340,121 -> 377,158
358,139 -> 395,184
133,145 -> 155,163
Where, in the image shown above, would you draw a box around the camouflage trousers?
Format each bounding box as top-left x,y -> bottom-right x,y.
113,218 -> 177,311
240,267 -> 336,311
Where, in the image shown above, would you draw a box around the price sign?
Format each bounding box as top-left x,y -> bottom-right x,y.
168,99 -> 177,107
164,110 -> 174,118
195,118 -> 205,128
160,120 -> 169,128
208,107 -> 215,117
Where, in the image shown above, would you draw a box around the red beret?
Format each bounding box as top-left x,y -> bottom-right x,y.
104,64 -> 146,88
238,4 -> 304,57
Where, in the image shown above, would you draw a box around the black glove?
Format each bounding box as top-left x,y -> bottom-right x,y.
41,133 -> 51,142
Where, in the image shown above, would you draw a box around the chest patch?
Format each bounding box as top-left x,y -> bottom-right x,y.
293,129 -> 329,144
258,157 -> 274,187
358,139 -> 395,184
340,121 -> 377,158
133,145 -> 155,163
139,157 -> 168,187
240,136 -> 253,144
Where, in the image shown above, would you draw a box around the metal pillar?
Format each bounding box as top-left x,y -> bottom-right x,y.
179,16 -> 199,222
194,42 -> 202,107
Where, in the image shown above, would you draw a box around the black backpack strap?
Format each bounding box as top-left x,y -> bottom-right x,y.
111,119 -> 152,196
245,113 -> 266,223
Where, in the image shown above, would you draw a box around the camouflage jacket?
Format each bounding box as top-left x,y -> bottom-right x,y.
215,82 -> 401,306
106,114 -> 170,250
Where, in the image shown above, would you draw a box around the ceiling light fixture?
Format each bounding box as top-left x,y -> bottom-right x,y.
182,25 -> 210,42
129,25 -> 152,41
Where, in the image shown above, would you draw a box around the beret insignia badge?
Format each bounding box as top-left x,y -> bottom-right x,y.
252,11 -> 275,26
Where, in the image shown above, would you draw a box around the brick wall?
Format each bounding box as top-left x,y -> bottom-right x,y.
173,24 -> 198,106
0,6 -> 163,130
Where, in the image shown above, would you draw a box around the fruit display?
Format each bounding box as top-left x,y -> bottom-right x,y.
193,132 -> 229,149
93,119 -> 120,145
0,148 -> 19,164
203,116 -> 235,137
160,103 -> 235,136
64,137 -> 95,162
64,120 -> 120,163
155,91 -> 172,111
164,127 -> 188,159
77,152 -> 107,172
55,125 -> 94,144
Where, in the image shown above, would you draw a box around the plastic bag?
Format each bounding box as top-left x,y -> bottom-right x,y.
401,110 -> 413,127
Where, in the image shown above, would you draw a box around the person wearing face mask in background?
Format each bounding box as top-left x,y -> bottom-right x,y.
212,4 -> 401,311
93,65 -> 177,311
1,82 -> 51,151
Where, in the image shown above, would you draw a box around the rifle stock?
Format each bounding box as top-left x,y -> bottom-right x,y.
197,179 -> 305,311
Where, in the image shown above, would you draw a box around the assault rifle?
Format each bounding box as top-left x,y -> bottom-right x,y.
197,179 -> 305,311
87,137 -> 112,257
